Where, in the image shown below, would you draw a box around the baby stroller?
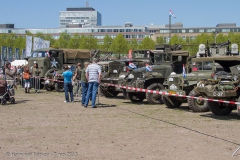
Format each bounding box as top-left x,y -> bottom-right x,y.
0,80 -> 15,105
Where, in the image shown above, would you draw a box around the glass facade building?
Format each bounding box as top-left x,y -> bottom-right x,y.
59,7 -> 101,28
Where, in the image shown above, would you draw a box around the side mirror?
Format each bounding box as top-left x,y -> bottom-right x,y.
178,56 -> 182,62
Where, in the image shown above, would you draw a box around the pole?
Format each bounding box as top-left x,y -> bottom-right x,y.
169,15 -> 171,44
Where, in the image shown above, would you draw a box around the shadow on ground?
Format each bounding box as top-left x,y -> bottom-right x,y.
200,112 -> 240,120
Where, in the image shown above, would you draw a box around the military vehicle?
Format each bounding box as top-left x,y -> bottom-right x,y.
27,48 -> 93,92
185,43 -> 240,115
124,49 -> 189,104
100,49 -> 151,98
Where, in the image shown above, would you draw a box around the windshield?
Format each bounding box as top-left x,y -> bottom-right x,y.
132,50 -> 149,58
31,51 -> 49,58
191,61 -> 213,71
154,53 -> 172,63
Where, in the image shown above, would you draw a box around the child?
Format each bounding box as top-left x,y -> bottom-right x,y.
23,66 -> 31,93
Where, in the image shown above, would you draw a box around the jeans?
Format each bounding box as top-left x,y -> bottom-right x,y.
64,82 -> 73,102
81,82 -> 88,105
84,82 -> 99,107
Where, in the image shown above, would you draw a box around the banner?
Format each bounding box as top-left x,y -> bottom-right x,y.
8,47 -> 12,62
15,48 -> 20,60
44,40 -> 50,48
22,49 -> 26,59
1,46 -> 7,66
26,36 -> 32,57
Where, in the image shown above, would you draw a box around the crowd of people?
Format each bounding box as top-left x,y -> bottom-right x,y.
2,61 -> 42,94
63,58 -> 102,108
2,58 -> 102,108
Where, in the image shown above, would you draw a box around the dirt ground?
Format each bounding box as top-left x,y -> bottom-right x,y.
0,88 -> 240,160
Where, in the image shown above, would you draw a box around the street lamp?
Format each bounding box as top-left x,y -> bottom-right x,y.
213,30 -> 219,44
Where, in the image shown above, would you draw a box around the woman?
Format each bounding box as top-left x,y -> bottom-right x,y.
23,65 -> 31,93
5,62 -> 17,89
31,63 -> 41,92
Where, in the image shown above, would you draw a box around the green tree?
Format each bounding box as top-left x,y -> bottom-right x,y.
67,34 -> 80,49
79,34 -> 87,49
109,34 -> 128,56
128,38 -> 138,50
57,32 -> 70,48
86,35 -> 98,50
156,36 -> 165,45
101,34 -> 113,51
138,36 -> 155,49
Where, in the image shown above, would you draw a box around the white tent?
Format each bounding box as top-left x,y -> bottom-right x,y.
11,60 -> 28,67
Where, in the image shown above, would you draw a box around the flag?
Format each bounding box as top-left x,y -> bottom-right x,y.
129,62 -> 137,69
169,10 -> 176,18
146,64 -> 153,72
26,36 -> 32,57
182,64 -> 187,78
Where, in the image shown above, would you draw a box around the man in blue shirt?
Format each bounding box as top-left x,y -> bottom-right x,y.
62,65 -> 74,102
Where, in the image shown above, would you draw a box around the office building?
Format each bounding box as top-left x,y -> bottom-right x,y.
59,6 -> 102,28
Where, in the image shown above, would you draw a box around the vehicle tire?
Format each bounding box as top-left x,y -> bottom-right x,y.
44,84 -> 53,91
10,97 -> 15,104
128,92 -> 144,103
55,82 -> 64,92
44,69 -> 57,91
1,98 -> 6,105
162,96 -> 182,108
146,83 -> 164,104
188,90 -> 209,112
208,101 -> 233,115
122,89 -> 129,99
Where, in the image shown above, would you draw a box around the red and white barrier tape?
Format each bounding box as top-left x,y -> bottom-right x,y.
104,83 -> 240,105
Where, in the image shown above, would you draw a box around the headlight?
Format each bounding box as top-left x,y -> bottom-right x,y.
214,75 -> 218,80
169,84 -> 177,90
168,77 -> 174,82
128,74 -> 134,79
142,73 -> 145,78
197,82 -> 204,87
113,70 -> 118,73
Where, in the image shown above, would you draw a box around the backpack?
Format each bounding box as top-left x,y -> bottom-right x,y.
23,72 -> 30,79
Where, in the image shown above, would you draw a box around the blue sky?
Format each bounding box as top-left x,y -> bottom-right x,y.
1,0 -> 240,28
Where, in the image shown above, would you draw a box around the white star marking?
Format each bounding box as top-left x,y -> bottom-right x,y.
51,58 -> 58,68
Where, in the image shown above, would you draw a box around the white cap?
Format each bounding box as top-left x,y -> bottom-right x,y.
68,65 -> 71,69
34,61 -> 37,63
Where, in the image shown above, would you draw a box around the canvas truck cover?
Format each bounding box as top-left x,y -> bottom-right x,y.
63,49 -> 91,62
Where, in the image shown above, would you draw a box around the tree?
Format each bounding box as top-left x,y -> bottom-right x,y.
67,34 -> 80,49
79,34 -> 87,49
101,34 -> 113,51
156,36 -> 165,45
138,36 -> 155,49
86,35 -> 98,50
57,32 -> 70,48
128,38 -> 138,50
109,34 -> 128,56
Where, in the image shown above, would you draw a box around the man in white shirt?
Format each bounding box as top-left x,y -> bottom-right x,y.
83,58 -> 101,108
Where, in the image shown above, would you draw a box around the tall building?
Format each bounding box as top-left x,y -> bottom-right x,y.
59,5 -> 102,28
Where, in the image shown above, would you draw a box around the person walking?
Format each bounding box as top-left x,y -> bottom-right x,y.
83,58 -> 101,108
63,65 -> 74,103
80,61 -> 89,106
